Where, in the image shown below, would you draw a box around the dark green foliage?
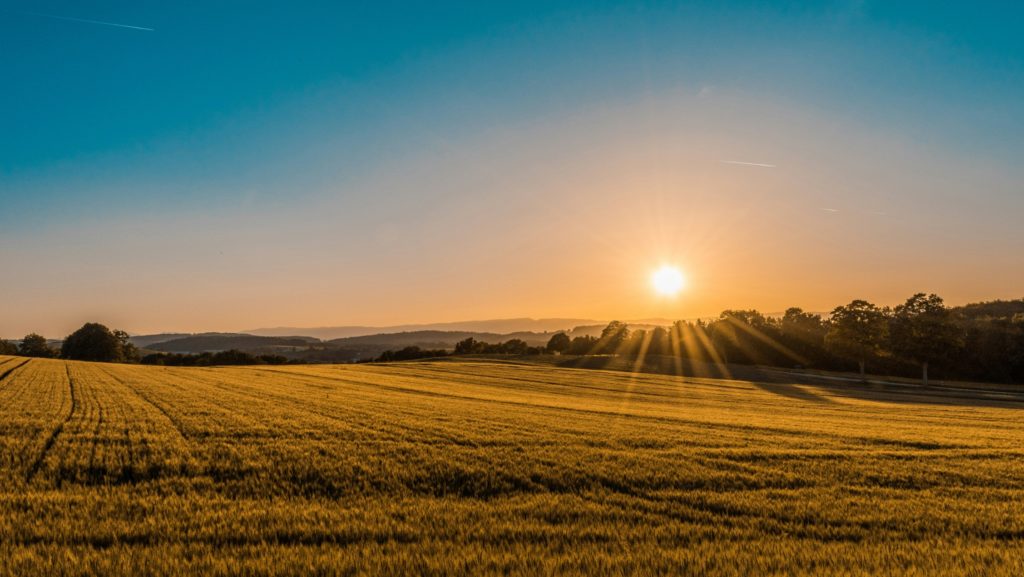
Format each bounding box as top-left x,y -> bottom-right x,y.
544,296 -> 1024,383
18,333 -> 55,358
710,310 -> 789,366
545,332 -> 571,354
375,346 -> 450,362
596,320 -> 629,354
454,338 -> 478,354
890,294 -> 963,367
115,331 -> 141,363
61,323 -> 134,363
890,294 -> 964,383
141,350 -> 291,366
566,335 -> 598,355
779,308 -> 828,366
0,339 -> 18,355
7,294 -> 1022,381
825,300 -> 889,375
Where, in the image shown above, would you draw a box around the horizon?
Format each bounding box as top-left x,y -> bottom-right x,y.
3,4 -> 1024,574
4,293 -> 1021,340
3,1 -> 1023,337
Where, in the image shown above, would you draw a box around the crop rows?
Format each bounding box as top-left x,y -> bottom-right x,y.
0,355 -> 1022,575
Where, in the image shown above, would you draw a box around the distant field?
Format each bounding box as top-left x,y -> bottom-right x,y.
1,355 -> 1022,576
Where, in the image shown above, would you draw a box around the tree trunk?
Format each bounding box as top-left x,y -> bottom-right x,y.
858,360 -> 866,381
922,361 -> 929,387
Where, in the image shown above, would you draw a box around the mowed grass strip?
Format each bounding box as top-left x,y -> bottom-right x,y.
0,355 -> 1022,576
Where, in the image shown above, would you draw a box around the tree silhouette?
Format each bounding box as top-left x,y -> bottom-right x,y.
889,293 -> 962,385
545,333 -> 571,354
597,321 -> 629,354
780,308 -> 827,366
114,330 -> 140,363
826,300 -> 888,379
502,339 -> 529,355
648,327 -> 669,356
18,333 -> 54,358
0,339 -> 19,355
61,323 -> 128,362
566,335 -> 598,355
454,337 -> 478,354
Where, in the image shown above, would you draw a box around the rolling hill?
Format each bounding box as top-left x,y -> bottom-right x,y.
145,334 -> 320,353
245,318 -> 604,340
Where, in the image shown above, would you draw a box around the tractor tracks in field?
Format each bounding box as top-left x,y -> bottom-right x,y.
86,401 -> 106,478
100,367 -> 192,447
0,358 -> 31,388
25,363 -> 78,483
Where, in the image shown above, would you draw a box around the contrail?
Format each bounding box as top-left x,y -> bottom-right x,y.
722,160 -> 776,168
8,10 -> 154,31
819,207 -> 840,213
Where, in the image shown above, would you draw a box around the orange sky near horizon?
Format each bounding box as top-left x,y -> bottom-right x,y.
2,90 -> 1022,338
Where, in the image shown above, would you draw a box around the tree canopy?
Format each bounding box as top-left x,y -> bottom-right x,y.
61,323 -> 137,363
18,334 -> 55,358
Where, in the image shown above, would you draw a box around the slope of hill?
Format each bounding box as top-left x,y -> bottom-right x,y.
956,299 -> 1024,320
1,355 -> 1022,575
328,330 -> 553,348
146,334 -> 320,353
247,318 -> 601,340
128,333 -> 192,348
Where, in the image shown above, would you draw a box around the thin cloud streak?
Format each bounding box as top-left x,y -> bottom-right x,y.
722,160 -> 776,168
10,10 -> 154,31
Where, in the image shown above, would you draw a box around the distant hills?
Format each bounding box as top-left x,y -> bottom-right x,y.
126,317 -> 694,360
244,318 -> 609,341
17,301 -> 1022,361
144,335 -> 320,354
134,330 -> 568,361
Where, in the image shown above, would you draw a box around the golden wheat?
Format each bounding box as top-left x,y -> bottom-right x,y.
0,355 -> 1022,576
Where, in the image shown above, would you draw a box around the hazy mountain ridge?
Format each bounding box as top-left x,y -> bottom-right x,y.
245,318 -> 604,340
145,335 -> 321,354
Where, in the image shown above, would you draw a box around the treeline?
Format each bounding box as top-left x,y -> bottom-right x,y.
370,294 -> 1024,384
141,350 -> 292,366
5,294 -> 1022,382
0,323 -> 294,367
372,338 -> 549,362
539,294 -> 1022,384
0,323 -> 140,363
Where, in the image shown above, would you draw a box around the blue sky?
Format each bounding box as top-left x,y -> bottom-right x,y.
1,1 -> 1023,335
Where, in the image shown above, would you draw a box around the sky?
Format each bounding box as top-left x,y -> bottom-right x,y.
1,1 -> 1023,337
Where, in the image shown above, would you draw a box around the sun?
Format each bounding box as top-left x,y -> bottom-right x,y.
651,265 -> 686,296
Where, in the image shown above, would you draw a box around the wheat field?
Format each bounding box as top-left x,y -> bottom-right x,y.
0,354 -> 1022,576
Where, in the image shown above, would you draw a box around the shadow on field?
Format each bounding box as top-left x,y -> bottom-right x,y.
749,381 -> 836,404
548,354 -> 1024,409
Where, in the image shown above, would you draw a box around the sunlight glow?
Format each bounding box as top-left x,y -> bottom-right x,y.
651,265 -> 686,296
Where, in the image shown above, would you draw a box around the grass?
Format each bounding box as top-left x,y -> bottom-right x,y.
0,354 -> 1022,575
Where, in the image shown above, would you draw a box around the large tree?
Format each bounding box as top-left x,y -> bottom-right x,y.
18,333 -> 55,358
889,293 -> 962,385
826,300 -> 888,380
596,321 -> 629,354
61,323 -> 133,363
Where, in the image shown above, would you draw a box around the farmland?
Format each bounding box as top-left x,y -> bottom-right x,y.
0,354 -> 1023,576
